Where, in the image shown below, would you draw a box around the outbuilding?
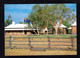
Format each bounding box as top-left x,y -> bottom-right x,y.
53,24 -> 67,34
71,22 -> 77,34
59,24 -> 67,34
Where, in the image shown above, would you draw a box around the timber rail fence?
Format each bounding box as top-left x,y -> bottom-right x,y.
5,35 -> 77,51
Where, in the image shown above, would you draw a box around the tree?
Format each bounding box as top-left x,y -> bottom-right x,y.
41,4 -> 52,34
28,11 -> 40,34
63,19 -> 71,28
28,4 -> 54,34
28,4 -> 48,34
28,4 -> 76,35
48,4 -> 76,35
5,15 -> 12,27
19,21 -> 23,24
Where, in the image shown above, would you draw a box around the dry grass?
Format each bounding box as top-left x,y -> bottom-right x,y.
5,38 -> 77,56
5,38 -> 77,49
5,49 -> 77,56
5,34 -> 77,56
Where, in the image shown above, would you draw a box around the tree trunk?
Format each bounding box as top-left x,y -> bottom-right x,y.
55,27 -> 58,35
49,21 -> 56,34
52,26 -> 54,34
58,17 -> 63,35
37,27 -> 39,35
47,21 -> 48,35
42,28 -> 45,34
47,28 -> 48,35
52,24 -> 58,35
55,24 -> 58,35
33,30 -> 37,34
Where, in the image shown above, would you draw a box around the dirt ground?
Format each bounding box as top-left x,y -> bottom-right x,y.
5,49 -> 77,56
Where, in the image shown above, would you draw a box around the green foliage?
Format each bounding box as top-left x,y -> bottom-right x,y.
19,21 -> 28,24
19,21 -> 23,24
68,29 -> 71,34
28,4 -> 48,29
63,19 -> 71,28
28,4 -> 76,34
48,22 -> 52,29
5,15 -> 12,27
27,24 -> 33,29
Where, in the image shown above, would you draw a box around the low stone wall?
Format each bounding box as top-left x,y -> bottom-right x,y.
5,31 -> 33,35
5,32 -> 24,35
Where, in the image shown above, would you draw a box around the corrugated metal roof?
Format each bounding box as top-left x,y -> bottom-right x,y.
5,23 -> 28,28
5,28 -> 36,31
60,24 -> 67,28
5,22 -> 36,31
53,24 -> 67,28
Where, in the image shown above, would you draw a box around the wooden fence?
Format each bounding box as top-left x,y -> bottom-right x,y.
5,36 -> 77,51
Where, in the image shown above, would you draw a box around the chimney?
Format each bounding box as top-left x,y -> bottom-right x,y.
12,21 -> 15,25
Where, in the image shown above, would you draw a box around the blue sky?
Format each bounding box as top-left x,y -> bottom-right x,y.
4,4 -> 76,24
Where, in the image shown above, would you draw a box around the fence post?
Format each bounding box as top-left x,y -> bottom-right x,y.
9,36 -> 13,49
48,36 -> 50,49
28,36 -> 31,50
71,36 -> 74,50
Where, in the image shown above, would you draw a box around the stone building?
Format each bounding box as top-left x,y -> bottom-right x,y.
5,22 -> 37,35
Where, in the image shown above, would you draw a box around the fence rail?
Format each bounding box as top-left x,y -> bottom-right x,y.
5,35 -> 77,51
5,37 -> 76,38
